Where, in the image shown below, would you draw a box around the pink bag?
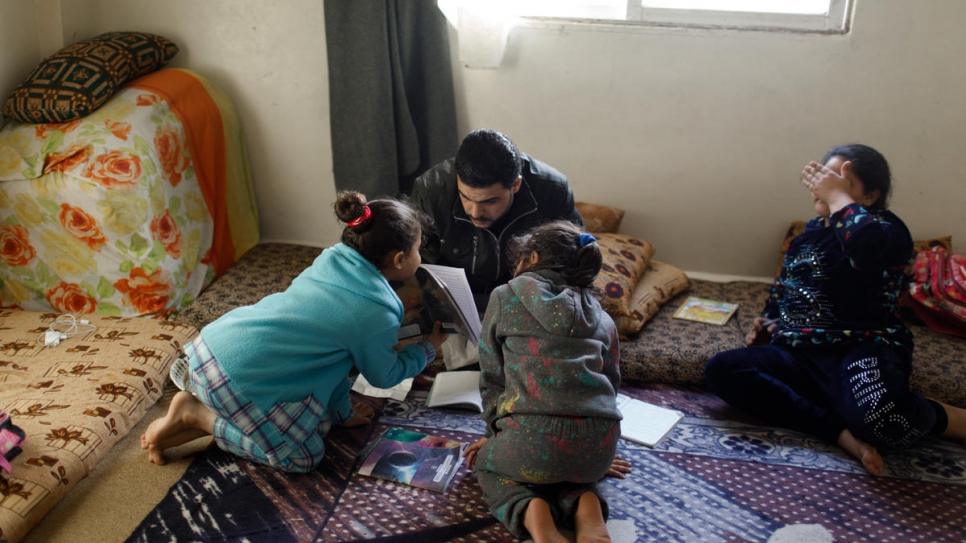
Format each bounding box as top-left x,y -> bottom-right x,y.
0,410 -> 26,473
908,247 -> 966,337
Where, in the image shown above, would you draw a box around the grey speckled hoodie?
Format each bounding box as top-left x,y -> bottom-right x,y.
478,270 -> 622,437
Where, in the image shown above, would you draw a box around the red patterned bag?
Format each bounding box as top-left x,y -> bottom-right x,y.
0,411 -> 26,473
908,247 -> 966,337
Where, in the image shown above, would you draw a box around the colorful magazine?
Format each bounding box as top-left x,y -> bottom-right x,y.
672,296 -> 739,325
357,428 -> 465,493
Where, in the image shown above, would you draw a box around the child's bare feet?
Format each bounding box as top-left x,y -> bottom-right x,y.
341,400 -> 376,428
523,498 -> 571,543
838,428 -> 883,475
574,492 -> 611,543
937,400 -> 966,447
140,391 -> 215,465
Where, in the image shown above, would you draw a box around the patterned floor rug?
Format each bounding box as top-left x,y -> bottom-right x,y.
125,380 -> 966,543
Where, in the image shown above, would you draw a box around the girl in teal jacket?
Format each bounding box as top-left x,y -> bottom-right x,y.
141,191 -> 446,472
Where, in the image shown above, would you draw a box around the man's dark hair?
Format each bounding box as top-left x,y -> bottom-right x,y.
455,129 -> 522,189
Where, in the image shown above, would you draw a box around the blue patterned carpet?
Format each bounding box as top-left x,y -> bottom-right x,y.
126,381 -> 966,543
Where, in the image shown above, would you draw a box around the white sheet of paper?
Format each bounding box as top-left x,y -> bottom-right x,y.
351,374 -> 413,401
615,393 -> 684,447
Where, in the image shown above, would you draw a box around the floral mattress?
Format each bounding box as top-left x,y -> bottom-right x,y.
0,69 -> 258,317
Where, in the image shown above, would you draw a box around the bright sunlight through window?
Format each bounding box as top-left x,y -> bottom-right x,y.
438,0 -> 852,33
641,1 -> 830,15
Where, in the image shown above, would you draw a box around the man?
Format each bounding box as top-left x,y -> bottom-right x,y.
410,129 -> 583,316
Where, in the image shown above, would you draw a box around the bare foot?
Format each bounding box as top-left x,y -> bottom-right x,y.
341,400 -> 376,428
523,498 -> 571,543
140,391 -> 215,465
936,400 -> 966,447
838,428 -> 883,475
574,492 -> 611,543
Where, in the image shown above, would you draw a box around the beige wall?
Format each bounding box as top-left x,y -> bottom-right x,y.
0,1 -> 44,124
2,0 -> 964,278
59,0 -> 335,249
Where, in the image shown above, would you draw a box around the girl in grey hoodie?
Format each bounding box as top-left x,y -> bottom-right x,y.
463,221 -> 622,543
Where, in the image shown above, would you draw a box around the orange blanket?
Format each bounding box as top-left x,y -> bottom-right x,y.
129,69 -> 258,276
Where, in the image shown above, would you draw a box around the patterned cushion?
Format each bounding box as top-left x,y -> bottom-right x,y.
0,308 -> 196,543
592,233 -> 655,320
614,260 -> 691,338
4,32 -> 178,123
576,202 -> 624,234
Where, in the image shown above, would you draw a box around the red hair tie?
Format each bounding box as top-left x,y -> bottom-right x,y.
347,205 -> 371,227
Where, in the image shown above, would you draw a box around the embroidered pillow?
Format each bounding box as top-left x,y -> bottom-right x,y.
593,233 -> 655,320
576,202 -> 625,234
614,260 -> 691,338
4,31 -> 179,123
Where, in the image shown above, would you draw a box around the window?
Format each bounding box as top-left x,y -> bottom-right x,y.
628,0 -> 851,32
439,0 -> 852,33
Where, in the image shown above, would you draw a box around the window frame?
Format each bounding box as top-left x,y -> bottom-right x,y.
626,0 -> 851,33
506,0 -> 852,34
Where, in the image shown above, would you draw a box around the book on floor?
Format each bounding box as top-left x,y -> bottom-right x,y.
394,264 -> 482,344
425,370 -> 483,413
672,296 -> 739,326
356,427 -> 465,493
615,393 -> 684,447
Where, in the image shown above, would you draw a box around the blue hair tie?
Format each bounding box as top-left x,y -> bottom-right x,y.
579,233 -> 596,248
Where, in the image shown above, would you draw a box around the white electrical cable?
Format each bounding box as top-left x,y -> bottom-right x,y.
36,314 -> 98,348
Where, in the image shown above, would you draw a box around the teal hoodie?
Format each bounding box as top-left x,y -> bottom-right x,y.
201,243 -> 433,419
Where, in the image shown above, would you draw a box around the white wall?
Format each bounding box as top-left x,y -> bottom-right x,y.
449,0 -> 966,277
59,0 -> 336,248
4,0 -> 965,277
0,1 -> 45,127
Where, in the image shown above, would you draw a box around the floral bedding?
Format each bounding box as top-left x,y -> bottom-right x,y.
0,69 -> 258,317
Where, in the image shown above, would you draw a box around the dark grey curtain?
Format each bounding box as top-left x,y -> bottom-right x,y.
324,0 -> 458,198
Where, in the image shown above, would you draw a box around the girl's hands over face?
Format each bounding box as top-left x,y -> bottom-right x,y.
802,158 -> 869,217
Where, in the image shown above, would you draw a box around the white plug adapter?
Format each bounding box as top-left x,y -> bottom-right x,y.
43,331 -> 65,346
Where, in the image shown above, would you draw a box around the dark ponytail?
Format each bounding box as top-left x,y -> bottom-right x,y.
334,191 -> 431,269
509,221 -> 602,288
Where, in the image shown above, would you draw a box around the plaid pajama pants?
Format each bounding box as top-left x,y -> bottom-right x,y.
182,336 -> 333,473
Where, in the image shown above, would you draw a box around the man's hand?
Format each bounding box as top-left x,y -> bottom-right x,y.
426,320 -> 449,352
